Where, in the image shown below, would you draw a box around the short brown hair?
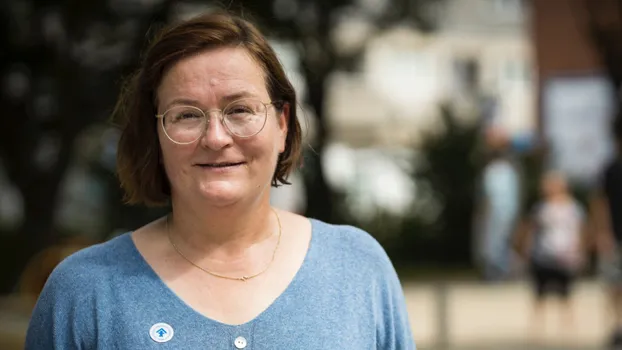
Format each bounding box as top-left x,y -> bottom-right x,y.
113,11 -> 302,206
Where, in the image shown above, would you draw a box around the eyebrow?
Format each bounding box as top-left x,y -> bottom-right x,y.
165,98 -> 201,108
221,91 -> 258,102
163,91 -> 260,110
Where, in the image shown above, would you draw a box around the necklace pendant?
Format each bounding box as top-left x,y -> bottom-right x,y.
240,276 -> 248,282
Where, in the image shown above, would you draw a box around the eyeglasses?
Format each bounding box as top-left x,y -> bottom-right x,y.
155,98 -> 280,145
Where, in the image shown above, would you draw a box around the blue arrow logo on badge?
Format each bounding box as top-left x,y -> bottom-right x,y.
150,322 -> 174,343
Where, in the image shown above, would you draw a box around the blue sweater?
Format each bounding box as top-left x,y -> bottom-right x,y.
26,219 -> 416,349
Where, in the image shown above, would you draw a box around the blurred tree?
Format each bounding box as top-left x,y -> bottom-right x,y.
400,105 -> 482,265
351,104 -> 483,268
0,0 -> 443,293
0,0 -> 175,293
235,0 -> 442,222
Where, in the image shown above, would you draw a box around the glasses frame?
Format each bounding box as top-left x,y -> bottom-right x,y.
155,99 -> 282,145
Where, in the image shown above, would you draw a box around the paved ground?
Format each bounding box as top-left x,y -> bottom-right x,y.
403,279 -> 610,349
441,347 -> 601,350
0,279 -> 614,349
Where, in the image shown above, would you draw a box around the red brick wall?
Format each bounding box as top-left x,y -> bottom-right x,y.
530,0 -> 606,130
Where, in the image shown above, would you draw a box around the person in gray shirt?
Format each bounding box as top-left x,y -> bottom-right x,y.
25,11 -> 415,350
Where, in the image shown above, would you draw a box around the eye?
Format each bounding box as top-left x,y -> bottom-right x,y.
177,111 -> 201,120
226,104 -> 255,116
167,107 -> 203,123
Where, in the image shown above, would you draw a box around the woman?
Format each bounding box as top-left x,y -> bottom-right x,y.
26,12 -> 415,349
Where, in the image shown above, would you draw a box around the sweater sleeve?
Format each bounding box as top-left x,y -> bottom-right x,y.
25,256 -> 96,350
339,225 -> 416,349
375,256 -> 417,350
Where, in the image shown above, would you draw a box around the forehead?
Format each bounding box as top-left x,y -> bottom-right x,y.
157,47 -> 268,105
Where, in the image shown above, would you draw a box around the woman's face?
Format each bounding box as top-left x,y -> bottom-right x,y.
156,47 -> 289,207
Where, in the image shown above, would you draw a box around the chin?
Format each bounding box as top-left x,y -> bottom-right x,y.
197,181 -> 245,206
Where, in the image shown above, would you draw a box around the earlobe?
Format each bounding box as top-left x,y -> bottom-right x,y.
280,103 -> 291,134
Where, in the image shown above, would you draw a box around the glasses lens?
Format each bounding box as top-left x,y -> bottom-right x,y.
223,99 -> 267,137
162,106 -> 206,143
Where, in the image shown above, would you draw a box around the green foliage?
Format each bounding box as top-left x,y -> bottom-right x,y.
350,105 -> 484,267
402,105 -> 482,265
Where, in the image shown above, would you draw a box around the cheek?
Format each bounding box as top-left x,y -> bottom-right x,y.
158,137 -> 193,174
239,139 -> 268,162
239,135 -> 280,167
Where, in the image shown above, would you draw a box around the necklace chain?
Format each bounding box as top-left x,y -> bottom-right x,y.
166,208 -> 282,282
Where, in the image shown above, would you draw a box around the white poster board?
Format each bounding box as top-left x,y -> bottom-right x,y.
542,75 -> 616,187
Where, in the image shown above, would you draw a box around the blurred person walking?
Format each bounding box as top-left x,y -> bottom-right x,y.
591,112 -> 622,349
520,171 -> 587,339
474,126 -> 521,281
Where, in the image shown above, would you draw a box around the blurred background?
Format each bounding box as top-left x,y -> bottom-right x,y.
1,0 -> 621,349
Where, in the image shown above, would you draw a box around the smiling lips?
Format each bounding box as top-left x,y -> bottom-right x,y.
195,161 -> 246,168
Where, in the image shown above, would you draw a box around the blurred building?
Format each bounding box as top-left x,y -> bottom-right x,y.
532,0 -> 618,186
322,0 -> 534,217
327,0 -> 535,148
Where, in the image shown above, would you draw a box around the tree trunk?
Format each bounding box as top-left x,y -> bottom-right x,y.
0,134 -> 75,294
299,40 -> 337,221
0,0 -> 177,294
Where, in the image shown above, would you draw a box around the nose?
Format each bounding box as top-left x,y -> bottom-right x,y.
199,111 -> 232,150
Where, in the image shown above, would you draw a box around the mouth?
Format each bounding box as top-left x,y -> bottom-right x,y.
195,161 -> 246,169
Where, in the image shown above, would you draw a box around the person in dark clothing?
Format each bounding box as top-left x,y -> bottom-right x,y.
591,111 -> 622,349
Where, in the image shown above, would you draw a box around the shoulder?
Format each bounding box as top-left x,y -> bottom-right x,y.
43,233 -> 135,293
311,219 -> 385,252
305,219 -> 415,346
29,233 -> 136,325
309,220 -> 416,347
309,219 -> 395,273
27,233 -> 135,348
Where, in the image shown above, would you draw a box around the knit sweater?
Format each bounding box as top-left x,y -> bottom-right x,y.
26,219 -> 416,349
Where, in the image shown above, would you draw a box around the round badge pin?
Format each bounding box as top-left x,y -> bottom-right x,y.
150,322 -> 174,343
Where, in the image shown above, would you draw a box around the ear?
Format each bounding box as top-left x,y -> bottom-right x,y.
277,103 -> 290,153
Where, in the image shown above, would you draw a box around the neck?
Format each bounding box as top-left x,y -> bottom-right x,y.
168,195 -> 277,262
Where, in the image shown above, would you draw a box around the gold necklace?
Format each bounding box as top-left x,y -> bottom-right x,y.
166,208 -> 282,282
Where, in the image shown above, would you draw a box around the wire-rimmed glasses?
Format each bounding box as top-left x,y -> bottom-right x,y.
155,98 -> 280,144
